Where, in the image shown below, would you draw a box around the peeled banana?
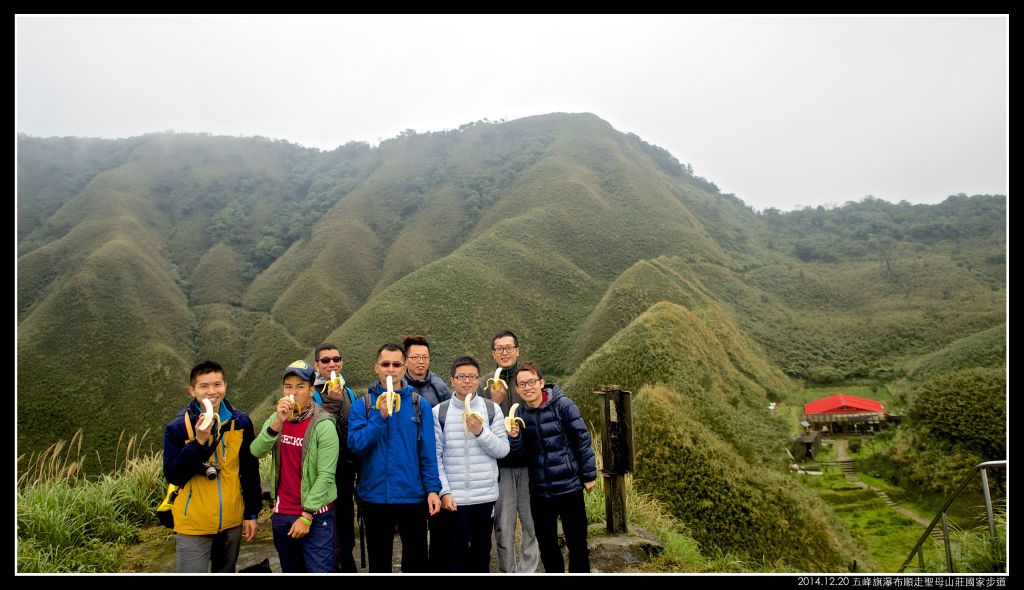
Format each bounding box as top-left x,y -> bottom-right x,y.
287,393 -> 302,418
376,375 -> 401,414
329,370 -> 345,390
485,368 -> 507,392
461,390 -> 485,433
504,402 -> 526,433
196,398 -> 215,430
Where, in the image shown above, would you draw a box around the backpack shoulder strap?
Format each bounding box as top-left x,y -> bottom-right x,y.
486,400 -> 496,425
437,400 -> 450,430
363,393 -> 373,419
183,412 -> 195,442
413,392 -> 422,442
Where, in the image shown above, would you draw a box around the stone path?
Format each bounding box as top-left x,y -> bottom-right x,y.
831,438 -> 942,540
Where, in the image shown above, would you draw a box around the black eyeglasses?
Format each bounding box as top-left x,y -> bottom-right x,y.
378,361 -> 404,368
493,345 -> 519,354
517,378 -> 541,389
318,356 -> 343,364
453,374 -> 479,382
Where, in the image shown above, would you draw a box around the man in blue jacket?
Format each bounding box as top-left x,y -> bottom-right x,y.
348,343 -> 442,572
507,361 -> 597,573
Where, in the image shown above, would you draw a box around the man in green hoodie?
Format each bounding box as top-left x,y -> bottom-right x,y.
251,360 -> 339,573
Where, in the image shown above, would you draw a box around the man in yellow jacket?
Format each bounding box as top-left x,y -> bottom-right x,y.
163,360 -> 263,572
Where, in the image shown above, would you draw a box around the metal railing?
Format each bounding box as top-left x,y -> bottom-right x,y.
898,460 -> 1006,573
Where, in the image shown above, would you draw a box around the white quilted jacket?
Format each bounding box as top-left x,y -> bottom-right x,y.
432,395 -> 510,505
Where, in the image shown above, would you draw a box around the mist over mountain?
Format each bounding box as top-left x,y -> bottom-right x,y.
16,113 -> 1005,568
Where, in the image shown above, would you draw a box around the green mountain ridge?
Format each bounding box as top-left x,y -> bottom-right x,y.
16,113 -> 1005,569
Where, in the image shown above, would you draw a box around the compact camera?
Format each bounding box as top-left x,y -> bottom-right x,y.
202,462 -> 220,480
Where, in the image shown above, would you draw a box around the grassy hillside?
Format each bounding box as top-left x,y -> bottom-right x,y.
17,134 -> 145,247
17,162 -> 194,458
904,323 -> 1006,381
563,302 -> 863,569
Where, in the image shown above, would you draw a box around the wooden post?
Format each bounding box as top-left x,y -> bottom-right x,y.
597,385 -> 633,534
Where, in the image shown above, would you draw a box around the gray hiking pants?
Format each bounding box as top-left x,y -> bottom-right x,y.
493,465 -> 539,572
175,525 -> 242,572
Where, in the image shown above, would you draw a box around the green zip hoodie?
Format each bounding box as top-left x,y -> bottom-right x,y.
251,403 -> 339,513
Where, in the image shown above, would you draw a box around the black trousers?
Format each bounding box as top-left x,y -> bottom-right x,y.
431,501 -> 495,573
361,501 -> 428,573
333,463 -> 357,572
530,490 -> 590,573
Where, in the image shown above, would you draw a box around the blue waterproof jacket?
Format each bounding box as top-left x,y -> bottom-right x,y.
515,383 -> 597,497
348,381 -> 441,504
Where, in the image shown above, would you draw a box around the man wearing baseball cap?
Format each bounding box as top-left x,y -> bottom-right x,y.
251,360 -> 339,572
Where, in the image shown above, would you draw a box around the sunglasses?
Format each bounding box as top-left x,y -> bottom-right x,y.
318,356 -> 343,364
378,361 -> 404,368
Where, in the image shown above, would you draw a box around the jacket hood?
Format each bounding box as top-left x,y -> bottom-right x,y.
537,383 -> 564,408
405,370 -> 441,388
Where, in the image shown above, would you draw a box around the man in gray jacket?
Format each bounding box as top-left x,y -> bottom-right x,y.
433,356 -> 519,572
403,335 -> 451,407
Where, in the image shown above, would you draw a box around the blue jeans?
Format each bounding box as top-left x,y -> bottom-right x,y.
272,509 -> 335,573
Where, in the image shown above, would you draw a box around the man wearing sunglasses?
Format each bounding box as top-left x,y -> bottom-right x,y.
348,343 -> 442,572
312,343 -> 358,573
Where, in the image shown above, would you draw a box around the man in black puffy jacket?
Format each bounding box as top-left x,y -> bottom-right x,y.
507,361 -> 597,573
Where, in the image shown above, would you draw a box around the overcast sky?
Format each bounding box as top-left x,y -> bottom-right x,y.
15,15 -> 1007,212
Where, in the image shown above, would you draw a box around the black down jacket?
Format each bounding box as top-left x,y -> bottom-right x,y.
516,383 -> 597,497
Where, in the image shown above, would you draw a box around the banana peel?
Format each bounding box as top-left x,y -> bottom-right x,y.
485,368 -> 507,392
461,390 -> 485,434
196,398 -> 216,430
287,393 -> 302,419
329,370 -> 345,390
376,375 -> 401,414
504,402 -> 526,433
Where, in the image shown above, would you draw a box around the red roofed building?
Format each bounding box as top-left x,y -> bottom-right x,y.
804,394 -> 890,434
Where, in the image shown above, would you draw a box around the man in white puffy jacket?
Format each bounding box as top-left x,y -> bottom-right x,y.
432,356 -> 521,572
